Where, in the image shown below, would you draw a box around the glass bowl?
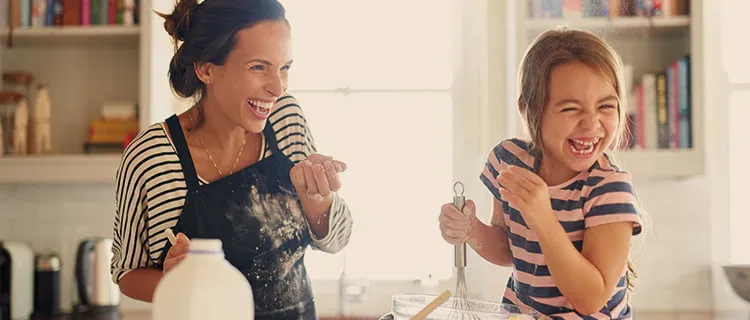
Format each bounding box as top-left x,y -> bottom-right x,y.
390,294 -> 548,320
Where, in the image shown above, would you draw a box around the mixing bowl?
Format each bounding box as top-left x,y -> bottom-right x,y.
723,265 -> 750,303
388,294 -> 547,320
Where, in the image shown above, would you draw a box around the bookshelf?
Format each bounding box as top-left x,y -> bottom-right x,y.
507,0 -> 703,180
0,26 -> 140,45
0,0 -> 179,184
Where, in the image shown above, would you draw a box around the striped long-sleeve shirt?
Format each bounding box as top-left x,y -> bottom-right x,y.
111,94 -> 353,283
480,138 -> 642,320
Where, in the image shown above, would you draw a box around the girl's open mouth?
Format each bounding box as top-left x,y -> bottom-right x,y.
567,137 -> 601,157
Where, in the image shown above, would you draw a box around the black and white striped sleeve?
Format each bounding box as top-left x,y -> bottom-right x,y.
272,94 -> 353,254
110,126 -> 160,283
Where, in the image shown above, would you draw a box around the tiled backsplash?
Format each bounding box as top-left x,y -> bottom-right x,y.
0,177 -> 734,313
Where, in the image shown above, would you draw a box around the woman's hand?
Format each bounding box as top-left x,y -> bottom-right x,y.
290,153 -> 347,221
497,166 -> 555,230
163,232 -> 190,273
439,199 -> 477,245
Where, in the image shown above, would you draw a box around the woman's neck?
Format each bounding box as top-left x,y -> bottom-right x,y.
193,99 -> 247,151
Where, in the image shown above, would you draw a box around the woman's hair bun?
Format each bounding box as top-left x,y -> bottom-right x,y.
158,0 -> 199,42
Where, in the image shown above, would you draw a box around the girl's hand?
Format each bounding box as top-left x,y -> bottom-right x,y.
290,153 -> 347,220
163,232 -> 190,273
497,166 -> 554,230
439,199 -> 477,244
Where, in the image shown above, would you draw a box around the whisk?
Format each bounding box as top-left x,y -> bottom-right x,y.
448,181 -> 480,320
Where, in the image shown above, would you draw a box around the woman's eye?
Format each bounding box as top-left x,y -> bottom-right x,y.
250,65 -> 266,71
600,104 -> 616,110
561,107 -> 577,112
281,65 -> 291,71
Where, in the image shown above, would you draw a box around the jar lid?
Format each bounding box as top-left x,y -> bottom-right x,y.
2,71 -> 33,85
0,91 -> 24,103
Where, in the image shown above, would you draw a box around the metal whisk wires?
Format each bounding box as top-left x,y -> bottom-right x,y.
448,181 -> 480,320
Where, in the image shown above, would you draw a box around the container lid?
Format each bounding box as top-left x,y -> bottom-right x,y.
188,239 -> 223,254
0,91 -> 23,103
36,254 -> 61,271
2,71 -> 33,85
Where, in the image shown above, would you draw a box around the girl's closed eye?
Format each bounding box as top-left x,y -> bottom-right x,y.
599,104 -> 618,111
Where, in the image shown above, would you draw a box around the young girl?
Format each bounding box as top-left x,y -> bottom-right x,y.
439,28 -> 644,319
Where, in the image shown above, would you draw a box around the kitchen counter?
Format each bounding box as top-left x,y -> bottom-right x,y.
26,311 -> 749,320
28,312 -> 382,320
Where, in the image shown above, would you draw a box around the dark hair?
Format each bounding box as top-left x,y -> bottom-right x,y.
157,0 -> 288,99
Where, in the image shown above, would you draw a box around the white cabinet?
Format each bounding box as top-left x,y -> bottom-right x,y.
505,0 -> 703,180
0,0 -> 181,183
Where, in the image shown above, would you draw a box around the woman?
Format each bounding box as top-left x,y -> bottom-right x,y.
110,0 -> 353,318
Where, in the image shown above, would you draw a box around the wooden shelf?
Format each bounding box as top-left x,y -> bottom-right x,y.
0,154 -> 122,184
0,26 -> 140,46
525,16 -> 690,37
613,149 -> 704,180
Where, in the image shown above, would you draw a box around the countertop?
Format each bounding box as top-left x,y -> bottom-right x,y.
27,310 -> 749,320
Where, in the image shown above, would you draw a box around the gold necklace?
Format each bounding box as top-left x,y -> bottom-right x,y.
188,109 -> 247,177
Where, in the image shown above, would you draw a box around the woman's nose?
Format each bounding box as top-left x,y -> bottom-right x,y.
265,74 -> 286,98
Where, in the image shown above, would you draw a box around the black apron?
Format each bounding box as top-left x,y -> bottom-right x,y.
159,115 -> 317,320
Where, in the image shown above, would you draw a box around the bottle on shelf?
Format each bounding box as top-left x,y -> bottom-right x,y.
33,83 -> 51,154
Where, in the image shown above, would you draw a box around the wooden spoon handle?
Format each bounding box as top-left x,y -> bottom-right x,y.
411,290 -> 452,320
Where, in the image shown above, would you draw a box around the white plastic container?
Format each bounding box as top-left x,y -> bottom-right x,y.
152,239 -> 254,320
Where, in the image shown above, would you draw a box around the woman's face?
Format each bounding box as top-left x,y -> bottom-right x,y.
198,20 -> 292,133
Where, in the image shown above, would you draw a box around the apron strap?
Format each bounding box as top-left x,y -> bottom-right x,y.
165,115 -> 201,191
262,119 -> 284,158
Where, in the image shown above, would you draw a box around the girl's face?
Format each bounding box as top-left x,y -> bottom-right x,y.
538,61 -> 621,183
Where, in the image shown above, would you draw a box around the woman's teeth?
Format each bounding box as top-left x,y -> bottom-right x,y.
569,137 -> 600,155
248,99 -> 272,115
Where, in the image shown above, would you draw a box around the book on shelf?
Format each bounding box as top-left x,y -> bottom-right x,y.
529,0 -> 690,19
0,0 -> 140,30
624,55 -> 691,151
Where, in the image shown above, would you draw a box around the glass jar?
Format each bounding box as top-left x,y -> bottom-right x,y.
0,91 -> 24,155
2,71 -> 34,99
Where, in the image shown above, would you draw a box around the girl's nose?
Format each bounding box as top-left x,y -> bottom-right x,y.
579,112 -> 600,130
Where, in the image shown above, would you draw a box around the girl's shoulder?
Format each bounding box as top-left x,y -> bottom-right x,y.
486,138 -> 537,171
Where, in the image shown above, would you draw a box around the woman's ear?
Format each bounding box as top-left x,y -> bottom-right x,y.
193,61 -> 215,85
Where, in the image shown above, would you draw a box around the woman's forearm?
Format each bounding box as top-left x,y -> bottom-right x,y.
468,217 -> 513,267
118,268 -> 164,302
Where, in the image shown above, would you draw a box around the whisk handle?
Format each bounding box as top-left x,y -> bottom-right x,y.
453,194 -> 467,268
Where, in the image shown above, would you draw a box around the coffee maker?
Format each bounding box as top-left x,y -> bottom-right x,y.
0,240 -> 34,320
71,238 -> 120,320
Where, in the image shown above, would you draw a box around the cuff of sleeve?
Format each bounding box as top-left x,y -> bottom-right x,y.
586,214 -> 643,236
309,192 -> 341,244
112,268 -> 133,285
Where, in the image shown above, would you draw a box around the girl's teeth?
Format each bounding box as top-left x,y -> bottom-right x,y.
570,137 -> 600,146
569,137 -> 599,155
